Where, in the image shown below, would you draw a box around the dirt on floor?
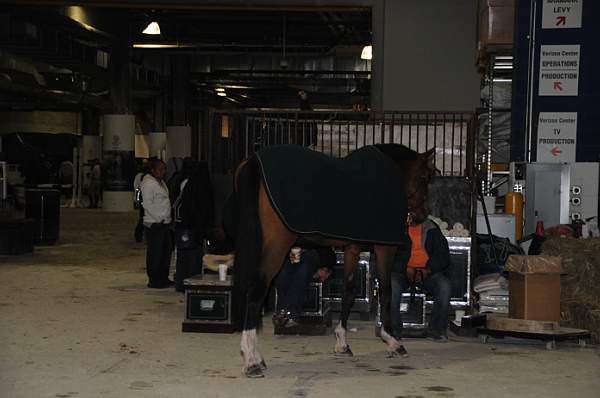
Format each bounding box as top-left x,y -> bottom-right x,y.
1,208 -> 599,398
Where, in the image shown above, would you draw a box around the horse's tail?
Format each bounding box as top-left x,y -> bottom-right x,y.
231,155 -> 263,331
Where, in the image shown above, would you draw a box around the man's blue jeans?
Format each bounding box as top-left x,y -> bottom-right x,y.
391,271 -> 452,338
276,249 -> 319,317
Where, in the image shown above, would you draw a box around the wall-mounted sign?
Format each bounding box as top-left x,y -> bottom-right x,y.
539,44 -> 580,96
542,0 -> 583,29
536,112 -> 577,162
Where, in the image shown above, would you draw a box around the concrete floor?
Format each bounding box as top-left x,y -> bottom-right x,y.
1,209 -> 599,398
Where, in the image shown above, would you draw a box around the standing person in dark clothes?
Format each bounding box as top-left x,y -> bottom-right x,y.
298,90 -> 312,111
88,159 -> 102,208
172,160 -> 214,292
273,247 -> 335,328
141,159 -> 173,289
391,214 -> 452,348
297,90 -> 317,147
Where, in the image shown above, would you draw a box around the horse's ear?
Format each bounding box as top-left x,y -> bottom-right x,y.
422,148 -> 436,167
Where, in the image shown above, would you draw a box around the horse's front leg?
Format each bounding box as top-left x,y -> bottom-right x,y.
374,244 -> 408,358
334,244 -> 360,356
240,183 -> 295,378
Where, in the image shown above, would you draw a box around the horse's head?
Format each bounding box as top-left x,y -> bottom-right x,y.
374,144 -> 437,223
405,148 -> 436,223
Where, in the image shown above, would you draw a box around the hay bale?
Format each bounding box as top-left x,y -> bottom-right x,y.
542,238 -> 600,342
562,297 -> 600,343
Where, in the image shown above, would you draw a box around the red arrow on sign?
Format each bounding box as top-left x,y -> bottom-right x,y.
554,81 -> 563,91
551,147 -> 562,157
556,16 -> 566,26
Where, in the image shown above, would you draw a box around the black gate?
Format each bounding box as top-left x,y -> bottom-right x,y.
206,110 -> 476,177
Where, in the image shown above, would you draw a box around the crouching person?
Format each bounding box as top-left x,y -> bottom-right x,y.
391,214 -> 452,343
273,247 -> 335,328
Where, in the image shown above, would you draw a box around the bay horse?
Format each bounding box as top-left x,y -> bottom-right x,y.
225,144 -> 436,378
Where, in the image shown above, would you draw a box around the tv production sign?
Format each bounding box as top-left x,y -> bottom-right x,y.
535,0 -> 583,162
536,112 -> 577,162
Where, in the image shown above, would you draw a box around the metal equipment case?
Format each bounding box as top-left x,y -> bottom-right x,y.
375,292 -> 427,335
182,274 -> 235,333
25,188 -> 60,245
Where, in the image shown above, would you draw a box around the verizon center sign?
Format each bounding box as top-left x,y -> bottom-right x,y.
536,112 -> 577,162
538,44 -> 580,96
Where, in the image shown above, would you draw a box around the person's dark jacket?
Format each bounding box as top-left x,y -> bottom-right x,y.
174,162 -> 214,243
393,219 -> 450,275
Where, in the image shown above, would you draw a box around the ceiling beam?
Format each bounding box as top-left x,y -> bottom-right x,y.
0,0 -> 371,11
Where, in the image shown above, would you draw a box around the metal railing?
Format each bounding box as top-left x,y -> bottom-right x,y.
206,110 -> 476,177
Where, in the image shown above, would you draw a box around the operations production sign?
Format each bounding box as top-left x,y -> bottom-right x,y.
536,112 -> 577,162
539,44 -> 580,96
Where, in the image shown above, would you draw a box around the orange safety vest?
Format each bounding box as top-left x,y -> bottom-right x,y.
407,224 -> 429,268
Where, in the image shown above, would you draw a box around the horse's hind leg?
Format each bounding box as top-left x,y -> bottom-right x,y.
334,244 -> 360,356
240,183 -> 296,378
374,244 -> 407,357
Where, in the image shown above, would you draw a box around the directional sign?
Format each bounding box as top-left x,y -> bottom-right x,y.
542,0 -> 583,29
538,44 -> 580,96
536,112 -> 577,162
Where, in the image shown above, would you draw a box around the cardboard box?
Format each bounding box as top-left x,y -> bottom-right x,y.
478,0 -> 515,46
505,255 -> 564,274
508,273 -> 561,322
505,255 -> 562,322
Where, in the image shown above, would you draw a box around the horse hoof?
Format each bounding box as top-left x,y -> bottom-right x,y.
334,346 -> 354,357
386,345 -> 409,358
260,359 -> 267,369
244,364 -> 265,378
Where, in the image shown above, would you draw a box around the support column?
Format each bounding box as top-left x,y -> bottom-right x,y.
109,22 -> 132,114
149,131 -> 167,160
166,125 -> 192,159
170,56 -> 190,126
102,114 -> 135,212
167,56 -> 193,162
371,0 -> 386,112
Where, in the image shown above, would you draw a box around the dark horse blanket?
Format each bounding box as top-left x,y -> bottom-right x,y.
256,145 -> 408,245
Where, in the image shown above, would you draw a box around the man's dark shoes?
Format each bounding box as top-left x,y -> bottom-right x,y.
427,331 -> 448,343
147,280 -> 174,289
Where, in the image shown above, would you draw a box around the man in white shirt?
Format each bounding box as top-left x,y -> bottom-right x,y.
141,159 -> 173,288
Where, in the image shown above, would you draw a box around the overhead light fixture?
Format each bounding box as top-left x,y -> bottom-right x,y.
142,21 -> 161,35
133,43 -> 193,49
217,92 -> 227,97
361,45 -> 372,60
215,88 -> 225,92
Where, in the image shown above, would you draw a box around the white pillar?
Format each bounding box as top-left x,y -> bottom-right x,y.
149,132 -> 167,160
102,114 -> 135,212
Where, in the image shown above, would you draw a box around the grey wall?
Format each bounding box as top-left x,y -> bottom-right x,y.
373,0 -> 480,111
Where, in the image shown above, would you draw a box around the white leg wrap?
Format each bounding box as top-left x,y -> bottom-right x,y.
240,329 -> 260,370
334,322 -> 348,353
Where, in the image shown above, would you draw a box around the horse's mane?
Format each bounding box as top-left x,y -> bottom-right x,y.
373,143 -> 419,161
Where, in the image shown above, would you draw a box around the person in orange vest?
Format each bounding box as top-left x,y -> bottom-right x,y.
391,213 -> 452,345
